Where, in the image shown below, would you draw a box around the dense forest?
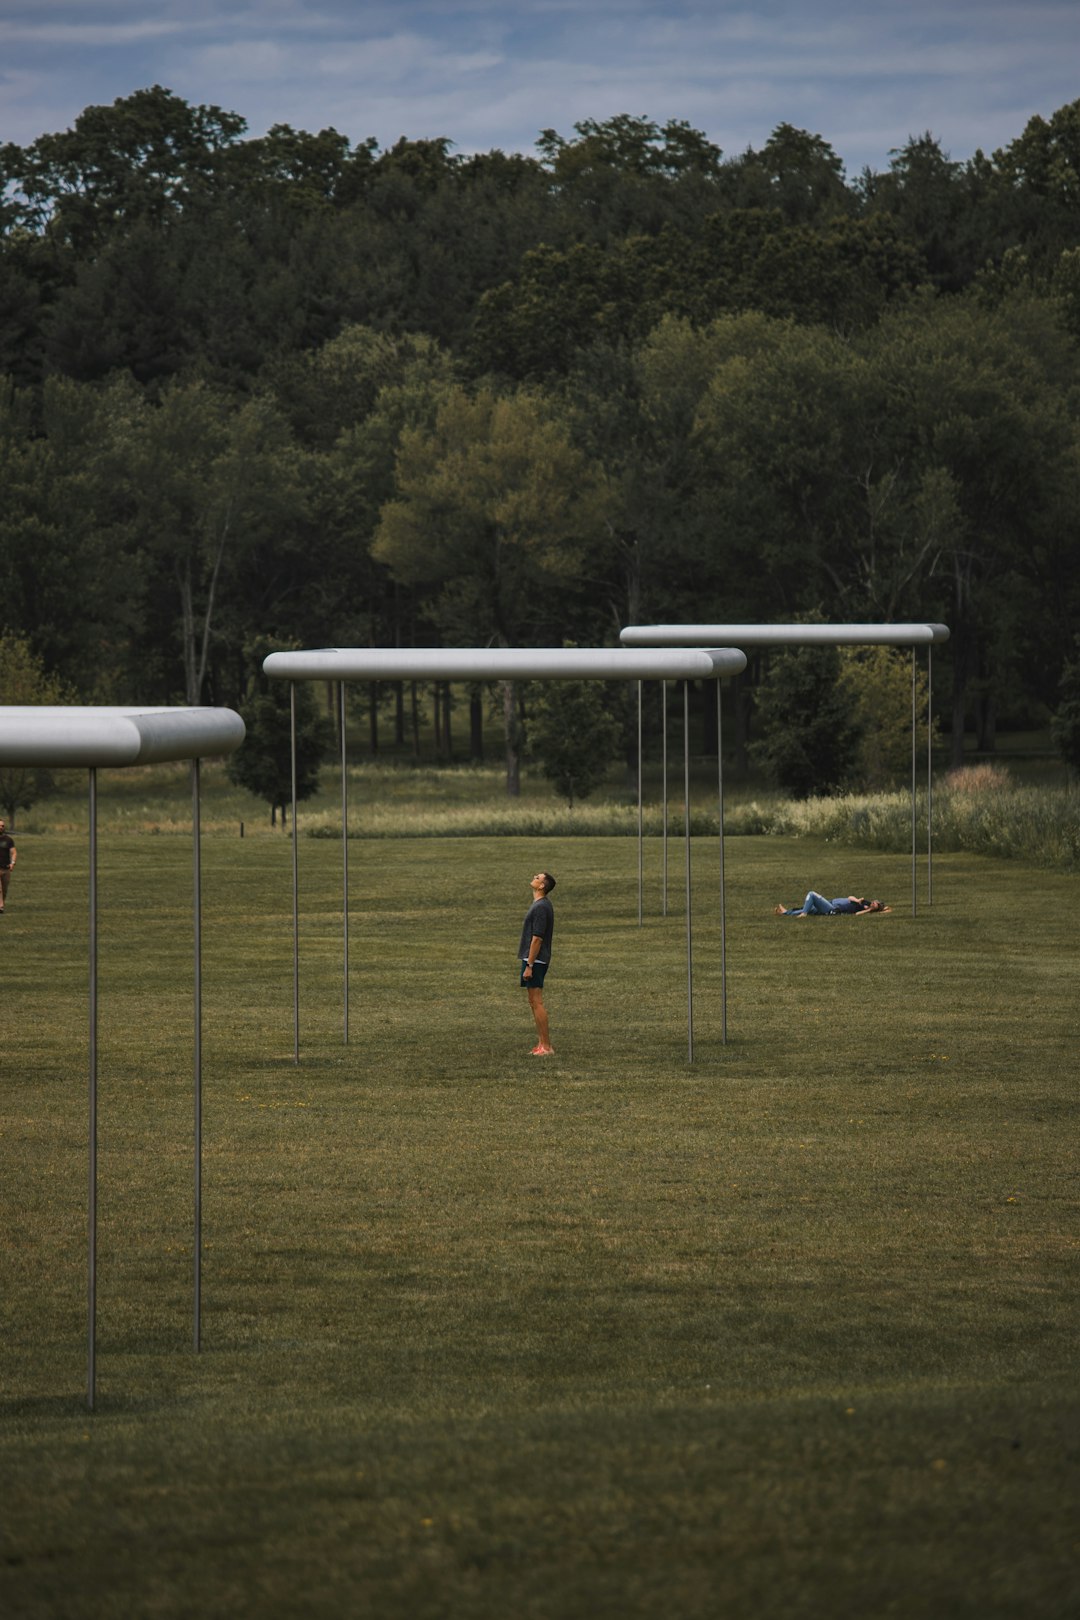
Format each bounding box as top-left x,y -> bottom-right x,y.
3,86 -> 1080,767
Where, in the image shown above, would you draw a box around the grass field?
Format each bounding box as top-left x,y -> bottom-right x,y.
2,818 -> 1078,1618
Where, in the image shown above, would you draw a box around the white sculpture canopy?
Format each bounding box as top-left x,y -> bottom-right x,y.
263,646 -> 746,681
618,621 -> 951,919
0,705 -> 245,1411
619,623 -> 950,647
263,644 -> 748,1068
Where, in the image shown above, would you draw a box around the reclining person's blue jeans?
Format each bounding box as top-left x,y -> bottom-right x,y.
784,891 -> 835,916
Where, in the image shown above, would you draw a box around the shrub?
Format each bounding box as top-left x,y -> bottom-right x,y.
228,637 -> 333,826
839,645 -> 935,788
945,763 -> 1012,793
1050,642 -> 1080,774
750,644 -> 860,797
527,677 -> 622,807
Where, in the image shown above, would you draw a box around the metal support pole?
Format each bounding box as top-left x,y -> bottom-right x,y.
684,681 -> 694,1065
717,685 -> 727,1046
911,651 -> 918,918
87,768 -> 97,1411
192,758 -> 202,1353
340,681 -> 349,1043
927,645 -> 934,906
291,683 -> 299,1064
662,681 -> 669,916
637,680 -> 643,927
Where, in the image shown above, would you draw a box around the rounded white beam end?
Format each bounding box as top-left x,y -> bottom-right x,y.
0,707 -> 245,768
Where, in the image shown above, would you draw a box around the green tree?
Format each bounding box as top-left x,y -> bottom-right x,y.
687,296 -> 1078,758
0,632 -> 73,824
738,124 -> 854,224
838,646 -> 935,789
0,375 -> 142,698
106,378 -> 307,703
0,85 -> 247,251
857,133 -> 983,293
871,294 -> 1076,756
372,383 -> 613,792
1050,640 -> 1080,774
991,99 -> 1080,264
750,644 -> 860,798
528,676 -> 622,807
536,115 -> 726,239
689,315 -> 872,617
227,639 -> 332,826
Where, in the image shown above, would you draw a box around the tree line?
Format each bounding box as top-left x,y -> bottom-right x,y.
3,86 -> 1080,780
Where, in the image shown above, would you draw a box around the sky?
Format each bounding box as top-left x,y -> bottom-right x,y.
1,0 -> 1078,178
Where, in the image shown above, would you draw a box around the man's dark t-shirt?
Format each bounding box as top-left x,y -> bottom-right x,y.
0,835 -> 14,871
519,896 -> 554,963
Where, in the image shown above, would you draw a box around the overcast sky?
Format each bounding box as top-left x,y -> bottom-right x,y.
1,0 -> 1078,177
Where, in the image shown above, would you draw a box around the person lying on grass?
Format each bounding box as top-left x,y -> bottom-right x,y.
774,892 -> 891,917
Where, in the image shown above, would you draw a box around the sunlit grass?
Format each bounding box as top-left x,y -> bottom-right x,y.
1,829 -> 1078,1618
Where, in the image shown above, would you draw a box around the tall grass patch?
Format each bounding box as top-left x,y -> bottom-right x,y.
726,780 -> 1080,868
15,757 -> 1080,871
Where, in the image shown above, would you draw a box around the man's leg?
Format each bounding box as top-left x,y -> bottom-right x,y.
802,891 -> 833,915
0,870 -> 8,910
527,986 -> 552,1052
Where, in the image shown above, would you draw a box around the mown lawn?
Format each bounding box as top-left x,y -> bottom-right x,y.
1,826 -> 1077,1618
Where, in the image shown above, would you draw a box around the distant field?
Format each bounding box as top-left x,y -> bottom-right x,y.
1,827 -> 1077,1618
13,734 -> 1078,868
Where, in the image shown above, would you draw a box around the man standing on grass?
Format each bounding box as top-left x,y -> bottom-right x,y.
0,820 -> 15,914
520,871 -> 556,1056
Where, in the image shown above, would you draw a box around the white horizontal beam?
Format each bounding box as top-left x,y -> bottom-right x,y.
620,623 -> 950,647
263,646 -> 747,682
0,707 -> 246,768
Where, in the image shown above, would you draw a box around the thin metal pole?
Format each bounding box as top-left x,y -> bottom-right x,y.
87,768 -> 97,1411
291,683 -> 299,1064
911,651 -> 917,918
340,680 -> 349,1043
684,681 -> 694,1064
927,645 -> 934,906
637,680 -> 643,927
192,757 -> 202,1353
717,684 -> 727,1046
662,680 -> 669,916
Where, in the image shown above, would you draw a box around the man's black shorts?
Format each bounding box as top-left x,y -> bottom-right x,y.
520,960 -> 549,988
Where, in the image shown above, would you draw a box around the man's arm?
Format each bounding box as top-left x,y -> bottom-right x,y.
522,934 -> 544,976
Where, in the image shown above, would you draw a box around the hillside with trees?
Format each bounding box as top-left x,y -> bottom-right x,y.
3,87 -> 1080,769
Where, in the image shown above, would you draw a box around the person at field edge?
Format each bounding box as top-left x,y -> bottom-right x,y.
774,892 -> 891,917
520,871 -> 556,1055
0,820 -> 16,913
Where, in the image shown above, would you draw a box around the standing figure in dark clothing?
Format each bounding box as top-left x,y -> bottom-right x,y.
0,820 -> 16,913
519,871 -> 556,1055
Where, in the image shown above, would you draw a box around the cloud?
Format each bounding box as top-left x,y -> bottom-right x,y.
194,39 -> 292,81
0,21 -> 180,46
310,33 -> 501,82
0,0 -> 1076,166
